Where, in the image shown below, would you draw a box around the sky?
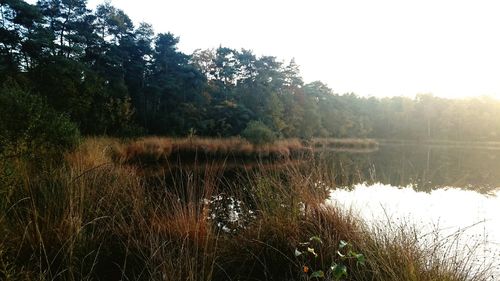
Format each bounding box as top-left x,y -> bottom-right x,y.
31,0 -> 500,99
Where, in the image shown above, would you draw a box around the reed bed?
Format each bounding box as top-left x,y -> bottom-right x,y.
312,138 -> 379,150
112,137 -> 312,165
0,138 -> 492,281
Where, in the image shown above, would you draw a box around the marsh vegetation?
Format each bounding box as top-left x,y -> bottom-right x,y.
0,138 -> 496,281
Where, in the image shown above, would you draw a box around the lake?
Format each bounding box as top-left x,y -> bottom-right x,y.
322,143 -> 500,192
325,143 -> 500,279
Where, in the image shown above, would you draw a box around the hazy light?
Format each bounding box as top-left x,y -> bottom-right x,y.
28,0 -> 500,98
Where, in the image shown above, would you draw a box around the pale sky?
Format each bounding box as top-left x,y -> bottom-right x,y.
31,0 -> 500,98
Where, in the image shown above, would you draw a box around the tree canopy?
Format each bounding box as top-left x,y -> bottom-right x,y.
2,0 -> 500,142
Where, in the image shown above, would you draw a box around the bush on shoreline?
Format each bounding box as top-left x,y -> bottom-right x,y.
241,121 -> 277,145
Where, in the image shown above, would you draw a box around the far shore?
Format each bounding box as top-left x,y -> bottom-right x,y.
111,137 -> 380,166
378,139 -> 500,149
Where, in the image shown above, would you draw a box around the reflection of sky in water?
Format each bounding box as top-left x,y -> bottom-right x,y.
327,183 -> 500,279
326,145 -> 500,192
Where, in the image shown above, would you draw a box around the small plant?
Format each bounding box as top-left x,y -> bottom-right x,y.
295,237 -> 365,280
187,127 -> 197,138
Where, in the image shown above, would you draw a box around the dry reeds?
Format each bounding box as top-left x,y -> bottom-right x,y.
312,138 -> 379,151
0,137 -> 493,281
114,137 -> 312,165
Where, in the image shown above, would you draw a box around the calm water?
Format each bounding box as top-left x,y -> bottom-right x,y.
326,144 -> 500,279
325,143 -> 500,192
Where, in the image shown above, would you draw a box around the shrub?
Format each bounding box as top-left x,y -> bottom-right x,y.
0,82 -> 80,160
241,120 -> 276,145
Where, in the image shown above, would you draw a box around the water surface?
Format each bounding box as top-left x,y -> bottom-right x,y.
326,143 -> 500,279
325,143 -> 500,192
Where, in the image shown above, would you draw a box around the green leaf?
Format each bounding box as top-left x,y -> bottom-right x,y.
339,240 -> 349,249
355,253 -> 366,265
309,236 -> 323,244
332,264 -> 348,280
337,250 -> 345,258
294,248 -> 303,257
311,270 -> 325,278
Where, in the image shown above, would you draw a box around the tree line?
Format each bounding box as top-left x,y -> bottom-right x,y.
2,0 -> 500,144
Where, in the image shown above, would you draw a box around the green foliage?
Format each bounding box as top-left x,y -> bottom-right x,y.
2,0 -> 500,142
295,237 -> 365,281
241,120 -> 276,145
0,82 -> 80,159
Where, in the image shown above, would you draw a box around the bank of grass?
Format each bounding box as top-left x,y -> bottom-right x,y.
378,138 -> 500,149
311,138 -> 379,150
113,137 -> 311,165
113,137 -> 380,166
0,137 -> 492,281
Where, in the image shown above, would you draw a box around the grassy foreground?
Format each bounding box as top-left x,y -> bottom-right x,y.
0,138 -> 491,281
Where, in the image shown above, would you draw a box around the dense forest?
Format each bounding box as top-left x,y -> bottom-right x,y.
2,0 -> 500,146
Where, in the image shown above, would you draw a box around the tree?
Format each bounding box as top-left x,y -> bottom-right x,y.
146,32 -> 205,135
263,92 -> 286,136
124,22 -> 154,128
0,0 -> 43,73
37,0 -> 90,58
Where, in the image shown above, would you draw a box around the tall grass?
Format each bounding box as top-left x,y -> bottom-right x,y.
0,138 -> 493,281
113,137 -> 311,165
